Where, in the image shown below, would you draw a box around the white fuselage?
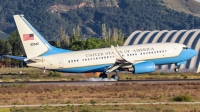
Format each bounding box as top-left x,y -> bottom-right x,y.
27,43 -> 184,70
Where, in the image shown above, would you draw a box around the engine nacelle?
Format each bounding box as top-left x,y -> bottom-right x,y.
133,61 -> 155,74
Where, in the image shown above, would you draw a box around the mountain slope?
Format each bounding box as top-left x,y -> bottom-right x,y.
163,0 -> 200,17
0,0 -> 200,40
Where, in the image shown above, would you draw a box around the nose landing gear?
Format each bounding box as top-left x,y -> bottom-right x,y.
174,63 -> 179,72
174,67 -> 179,72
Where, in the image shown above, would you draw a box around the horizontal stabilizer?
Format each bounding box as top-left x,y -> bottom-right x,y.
3,55 -> 26,61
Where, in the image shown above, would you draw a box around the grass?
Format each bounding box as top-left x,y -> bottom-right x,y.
0,82 -> 200,105
0,108 -> 10,112
172,94 -> 194,102
7,104 -> 200,112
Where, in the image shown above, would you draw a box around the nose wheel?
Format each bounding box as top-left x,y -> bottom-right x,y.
174,67 -> 179,72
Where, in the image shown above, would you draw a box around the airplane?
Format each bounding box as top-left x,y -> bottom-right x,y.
3,15 -> 197,80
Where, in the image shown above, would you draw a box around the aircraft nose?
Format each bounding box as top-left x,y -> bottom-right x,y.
189,48 -> 197,57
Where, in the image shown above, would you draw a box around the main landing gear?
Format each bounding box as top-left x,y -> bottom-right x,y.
111,70 -> 119,81
111,74 -> 119,81
99,71 -> 119,81
99,73 -> 108,79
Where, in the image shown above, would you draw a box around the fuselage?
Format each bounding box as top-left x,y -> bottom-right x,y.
26,43 -> 197,73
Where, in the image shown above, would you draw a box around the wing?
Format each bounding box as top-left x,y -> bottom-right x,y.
105,45 -> 143,72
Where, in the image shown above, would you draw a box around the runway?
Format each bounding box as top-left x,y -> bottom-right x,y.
0,79 -> 200,86
0,102 -> 200,108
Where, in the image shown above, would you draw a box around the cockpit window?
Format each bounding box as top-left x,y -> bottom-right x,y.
183,47 -> 188,49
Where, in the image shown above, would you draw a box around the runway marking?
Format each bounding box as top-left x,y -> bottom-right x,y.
1,79 -> 200,86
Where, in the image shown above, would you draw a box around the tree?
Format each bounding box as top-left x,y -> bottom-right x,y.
7,30 -> 25,67
0,38 -> 5,54
4,41 -> 12,54
102,24 -> 107,40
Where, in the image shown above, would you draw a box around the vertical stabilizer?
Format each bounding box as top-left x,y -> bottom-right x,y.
14,15 -> 53,58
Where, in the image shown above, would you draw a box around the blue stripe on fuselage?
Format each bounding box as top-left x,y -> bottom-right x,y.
57,64 -> 112,73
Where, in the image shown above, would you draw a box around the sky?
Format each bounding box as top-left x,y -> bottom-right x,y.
195,0 -> 200,2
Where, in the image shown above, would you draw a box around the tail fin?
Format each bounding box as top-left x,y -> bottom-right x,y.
13,15 -> 70,58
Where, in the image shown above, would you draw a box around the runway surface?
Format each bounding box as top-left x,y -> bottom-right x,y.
0,79 -> 200,86
0,102 -> 200,108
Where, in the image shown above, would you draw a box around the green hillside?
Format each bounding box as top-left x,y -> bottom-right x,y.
0,0 -> 200,40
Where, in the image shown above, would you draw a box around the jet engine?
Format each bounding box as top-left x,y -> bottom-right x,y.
132,61 -> 155,74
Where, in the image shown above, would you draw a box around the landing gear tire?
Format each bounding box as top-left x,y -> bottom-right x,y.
111,74 -> 119,81
174,67 -> 179,72
99,73 -> 107,79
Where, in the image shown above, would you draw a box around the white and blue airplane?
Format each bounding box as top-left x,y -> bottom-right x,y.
4,15 -> 197,80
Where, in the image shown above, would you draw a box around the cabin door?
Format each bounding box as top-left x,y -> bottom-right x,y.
58,58 -> 64,68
